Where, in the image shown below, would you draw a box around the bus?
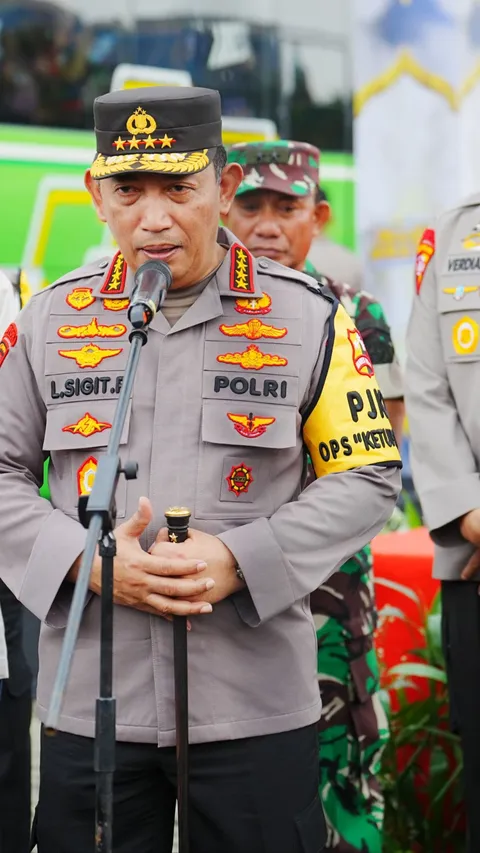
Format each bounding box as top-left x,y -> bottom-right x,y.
0,0 -> 354,288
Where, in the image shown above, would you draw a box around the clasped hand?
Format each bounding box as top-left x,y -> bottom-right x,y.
76,497 -> 242,620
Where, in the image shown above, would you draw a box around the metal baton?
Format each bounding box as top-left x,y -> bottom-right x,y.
164,507 -> 191,853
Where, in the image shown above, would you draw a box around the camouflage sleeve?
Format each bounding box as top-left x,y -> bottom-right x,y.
352,291 -> 403,401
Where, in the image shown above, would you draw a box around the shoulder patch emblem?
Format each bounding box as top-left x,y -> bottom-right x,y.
0,322 -> 18,368
230,244 -> 255,294
348,329 -> 374,378
226,463 -> 254,496
415,228 -> 435,293
235,292 -> 272,315
100,252 -> 127,295
77,456 -> 98,496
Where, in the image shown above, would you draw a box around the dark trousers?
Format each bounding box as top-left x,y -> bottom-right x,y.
32,723 -> 326,853
0,687 -> 31,853
442,581 -> 480,853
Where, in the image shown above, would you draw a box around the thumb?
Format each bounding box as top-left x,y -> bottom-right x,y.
119,496 -> 153,540
461,549 -> 480,581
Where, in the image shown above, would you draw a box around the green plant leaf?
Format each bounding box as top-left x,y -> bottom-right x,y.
426,613 -> 445,667
388,662 -> 447,683
378,604 -> 410,622
374,576 -> 421,603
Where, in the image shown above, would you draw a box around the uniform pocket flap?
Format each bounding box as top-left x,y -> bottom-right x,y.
438,287 -> 480,313
201,399 -> 298,449
43,399 -> 131,451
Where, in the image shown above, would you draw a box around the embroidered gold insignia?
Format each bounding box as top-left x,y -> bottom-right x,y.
104,298 -> 130,312
347,329 -> 374,378
77,456 -> 98,496
226,463 -> 254,496
57,317 -> 126,340
58,344 -> 123,369
230,244 -> 255,294
227,412 -> 275,439
219,319 -> 287,340
217,344 -> 288,371
100,252 -> 127,295
66,287 -> 96,311
111,108 -> 177,152
442,286 -> 479,301
63,413 -> 112,438
235,292 -> 272,315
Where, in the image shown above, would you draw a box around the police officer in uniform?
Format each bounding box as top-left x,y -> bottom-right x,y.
0,87 -> 401,853
0,268 -> 32,853
406,202 -> 480,853
224,140 -> 403,853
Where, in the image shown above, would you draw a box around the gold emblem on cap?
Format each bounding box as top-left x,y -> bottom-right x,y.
126,107 -> 157,136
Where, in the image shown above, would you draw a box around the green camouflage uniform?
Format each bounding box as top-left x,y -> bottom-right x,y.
306,262 -> 401,853
227,141 -> 403,853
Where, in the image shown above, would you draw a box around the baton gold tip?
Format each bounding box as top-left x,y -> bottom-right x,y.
165,506 -> 191,518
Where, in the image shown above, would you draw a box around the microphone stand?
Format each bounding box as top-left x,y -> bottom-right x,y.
45,298 -> 161,853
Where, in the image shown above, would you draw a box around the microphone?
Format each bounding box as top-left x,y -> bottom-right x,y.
127,260 -> 173,329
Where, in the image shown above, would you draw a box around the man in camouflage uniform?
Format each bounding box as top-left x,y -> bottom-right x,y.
225,140 -> 404,853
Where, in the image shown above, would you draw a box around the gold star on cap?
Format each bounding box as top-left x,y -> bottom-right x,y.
113,136 -> 125,150
159,133 -> 175,149
144,135 -> 156,149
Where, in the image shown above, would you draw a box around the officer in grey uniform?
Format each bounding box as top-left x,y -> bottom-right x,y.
0,86 -> 401,853
406,202 -> 480,853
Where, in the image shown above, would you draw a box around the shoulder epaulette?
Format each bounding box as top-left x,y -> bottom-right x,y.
32,257 -> 112,299
256,257 -> 335,303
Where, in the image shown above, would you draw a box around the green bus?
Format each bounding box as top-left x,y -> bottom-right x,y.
0,0 -> 354,288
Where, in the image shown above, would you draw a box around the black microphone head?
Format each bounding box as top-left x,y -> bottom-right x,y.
133,259 -> 173,290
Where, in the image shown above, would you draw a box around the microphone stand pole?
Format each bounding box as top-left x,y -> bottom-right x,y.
45,308 -> 158,853
164,509 -> 191,853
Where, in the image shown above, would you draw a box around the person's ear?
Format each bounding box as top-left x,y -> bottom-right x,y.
218,163 -> 243,218
85,170 -> 107,223
313,200 -> 331,237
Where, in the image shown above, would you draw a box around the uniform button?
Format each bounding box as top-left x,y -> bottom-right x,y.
99,259 -> 109,269
258,260 -> 269,269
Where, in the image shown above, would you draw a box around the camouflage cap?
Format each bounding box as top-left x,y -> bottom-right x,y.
228,140 -> 320,198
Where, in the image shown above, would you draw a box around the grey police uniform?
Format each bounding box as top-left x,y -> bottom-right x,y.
0,84 -> 400,853
0,229 -> 400,745
406,193 -> 480,853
